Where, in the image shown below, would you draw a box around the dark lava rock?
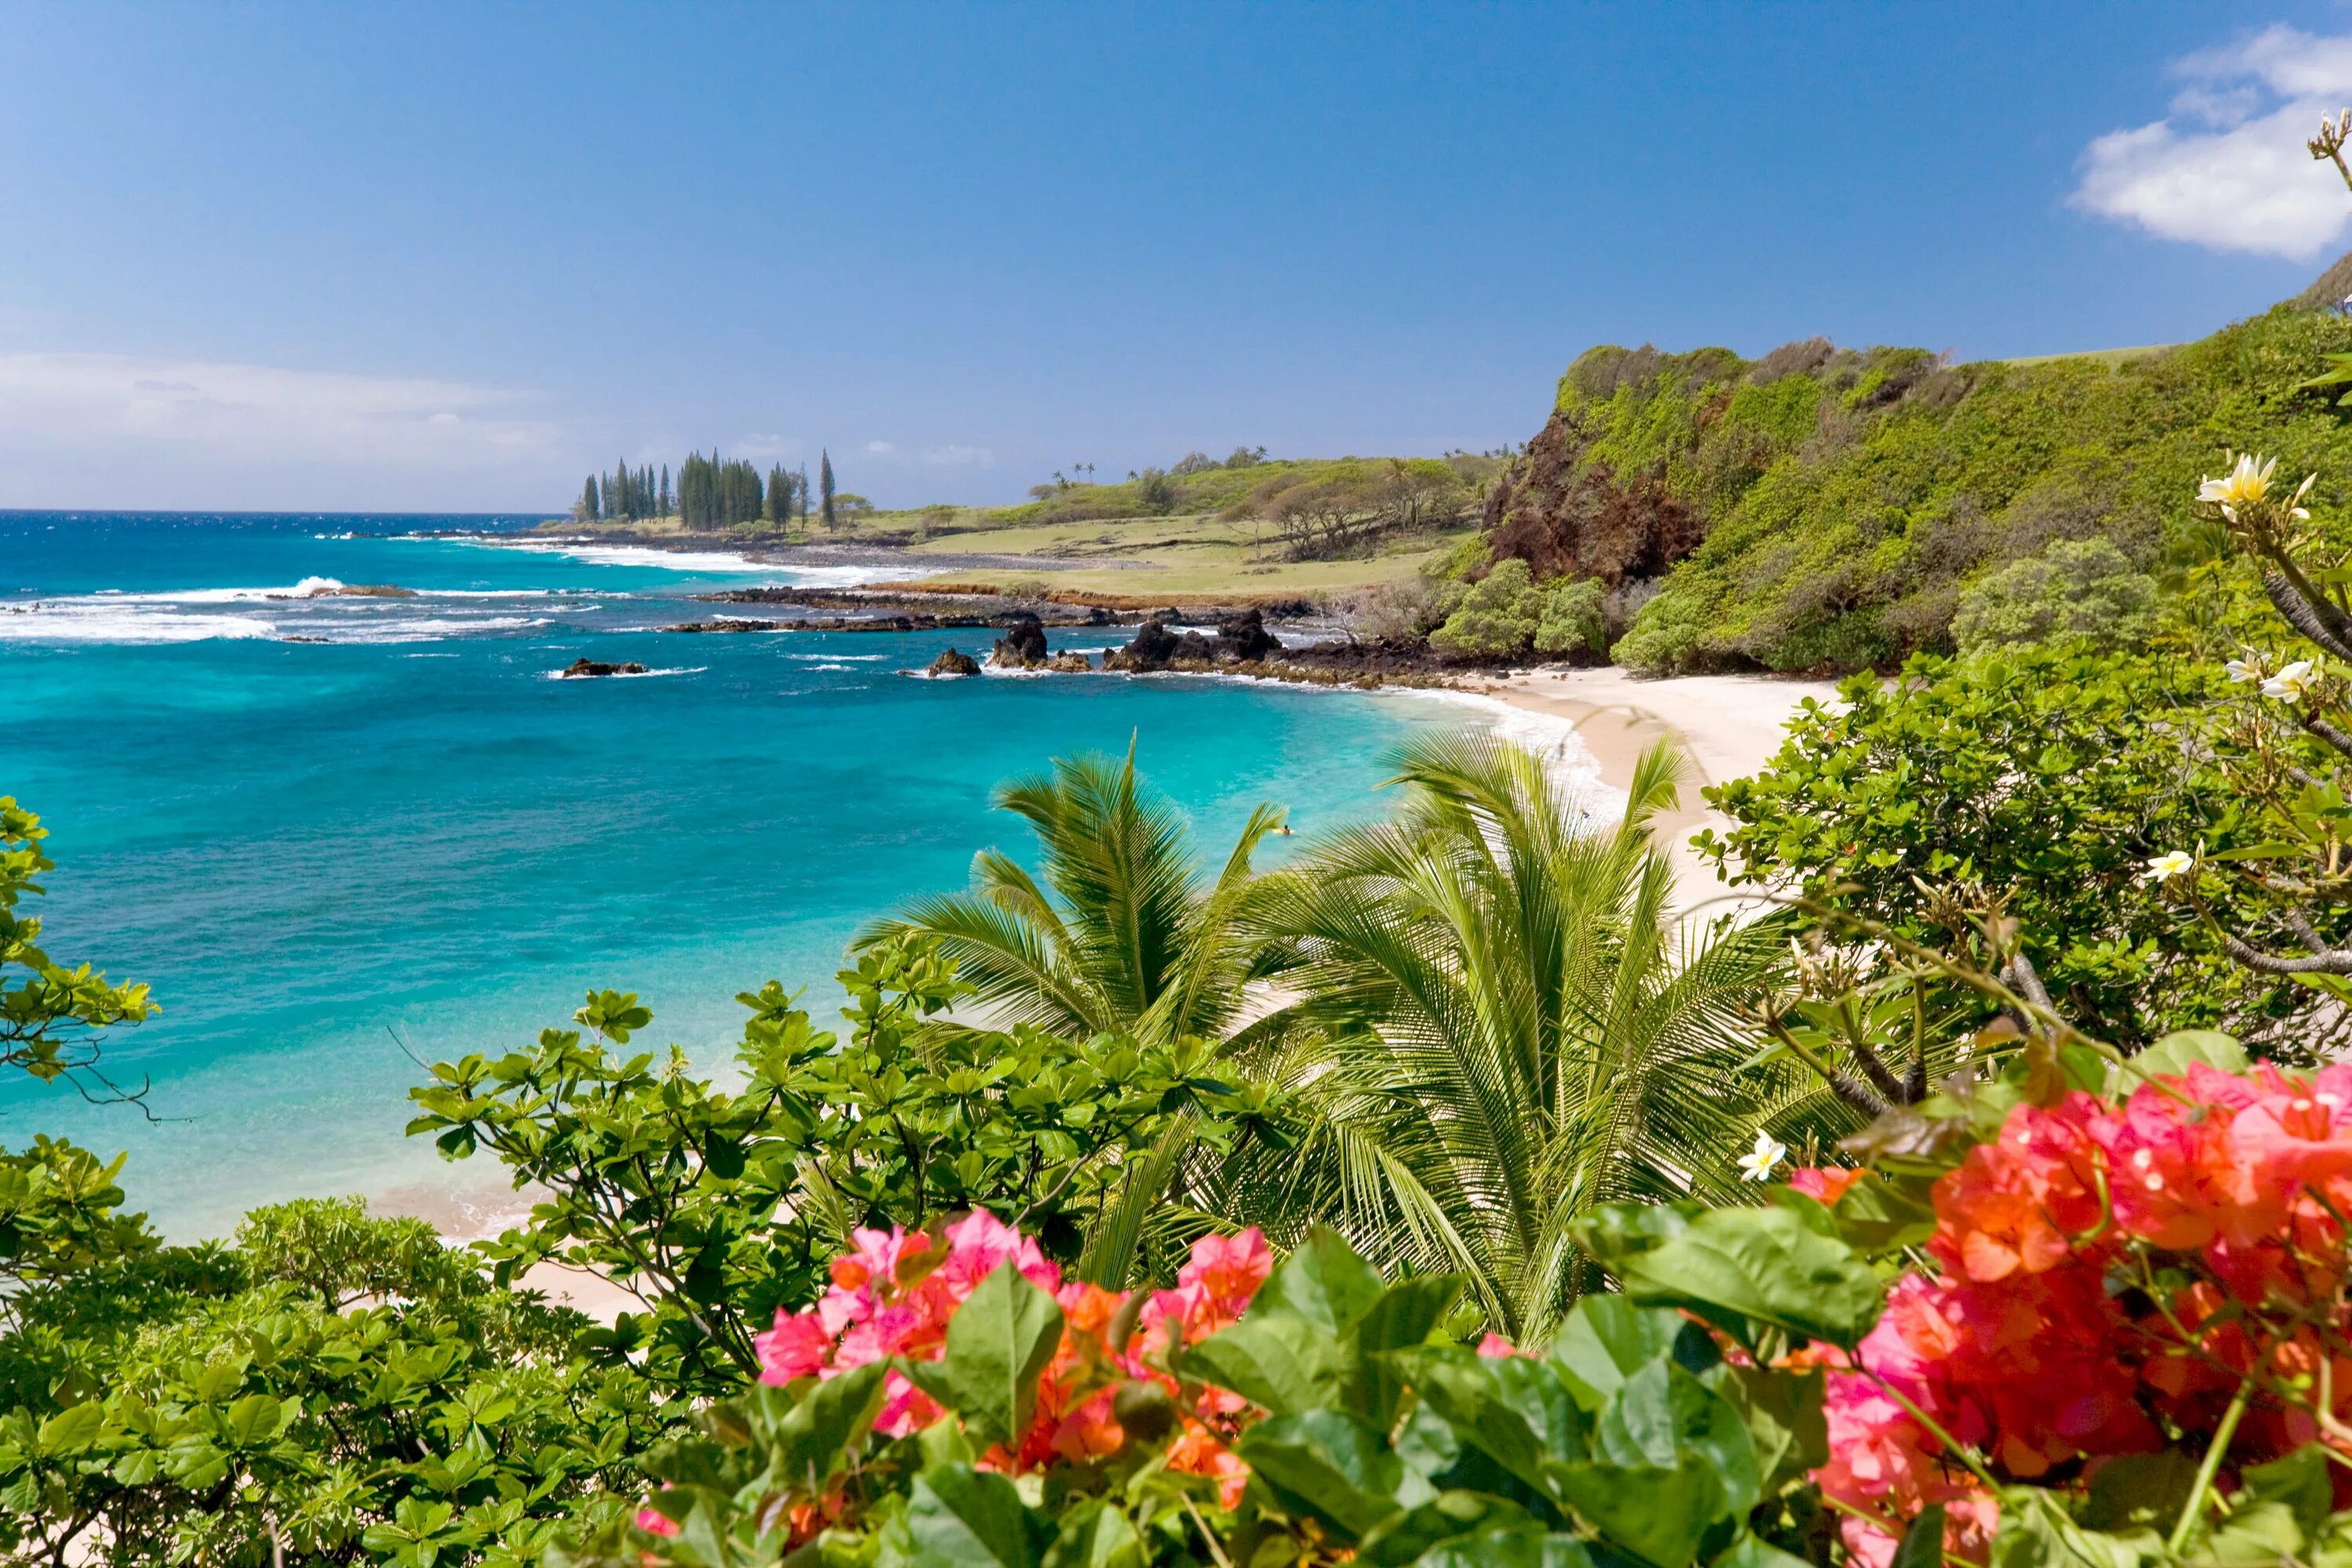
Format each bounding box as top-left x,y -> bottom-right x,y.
662,618 -> 785,633
1214,608 -> 1282,662
927,647 -> 982,677
559,657 -> 648,678
1045,651 -> 1093,672
989,612 -> 1051,668
1102,618 -> 1182,672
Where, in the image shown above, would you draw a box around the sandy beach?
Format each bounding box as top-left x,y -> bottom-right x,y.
1471,667 -> 1843,901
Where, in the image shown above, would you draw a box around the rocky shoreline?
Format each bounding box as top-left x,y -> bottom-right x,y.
652,581 -> 1485,689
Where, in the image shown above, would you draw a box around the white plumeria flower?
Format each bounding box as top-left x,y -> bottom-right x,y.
2225,655 -> 2261,684
2142,849 -> 2197,884
2199,453 -> 2277,520
1736,1129 -> 1788,1182
2263,659 -> 2317,701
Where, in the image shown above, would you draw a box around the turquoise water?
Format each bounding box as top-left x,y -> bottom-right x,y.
0,513 -> 1472,1237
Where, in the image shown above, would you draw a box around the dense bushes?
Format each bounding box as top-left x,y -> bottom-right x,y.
1428,558 -> 1611,660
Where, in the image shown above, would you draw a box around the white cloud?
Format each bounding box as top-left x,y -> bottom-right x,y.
920,444 -> 994,467
2072,24 -> 2352,259
0,350 -> 558,467
735,433 -> 803,461
864,439 -> 896,456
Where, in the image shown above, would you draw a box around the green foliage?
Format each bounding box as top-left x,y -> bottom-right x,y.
576,1226 -> 1831,1568
861,747 -> 1286,1051
0,797 -> 157,1101
1951,538 -> 2159,655
1534,577 -> 1608,657
1694,646 -> 2308,1048
1518,307 -> 2352,673
1430,558 -> 1541,659
0,1187 -> 662,1565
409,932 -> 1285,1385
1228,734 -> 1802,1343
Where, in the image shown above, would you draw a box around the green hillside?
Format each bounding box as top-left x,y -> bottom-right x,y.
1478,299 -> 2352,672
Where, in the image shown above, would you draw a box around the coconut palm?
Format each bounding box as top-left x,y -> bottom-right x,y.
1219,730 -> 1802,1343
855,743 -> 1285,1048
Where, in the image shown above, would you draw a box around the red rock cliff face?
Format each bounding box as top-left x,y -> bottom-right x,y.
1479,407 -> 1704,586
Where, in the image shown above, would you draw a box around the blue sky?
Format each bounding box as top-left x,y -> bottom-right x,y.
2,1 -> 2350,512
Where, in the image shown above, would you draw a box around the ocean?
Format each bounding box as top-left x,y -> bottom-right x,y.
0,511 -> 1588,1238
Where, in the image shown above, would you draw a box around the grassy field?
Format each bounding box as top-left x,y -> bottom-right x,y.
543,452 -> 1498,603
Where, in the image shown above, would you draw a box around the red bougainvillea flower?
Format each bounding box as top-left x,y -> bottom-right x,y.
1818,1059 -> 2352,1563
753,1211 -> 1277,1515
1789,1166 -> 1864,1206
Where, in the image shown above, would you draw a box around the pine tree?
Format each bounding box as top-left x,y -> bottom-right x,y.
820,450 -> 837,532
799,464 -> 811,530
660,464 -> 672,519
765,464 -> 788,527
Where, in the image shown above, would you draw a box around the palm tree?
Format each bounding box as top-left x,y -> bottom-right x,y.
855,743 -> 1285,1048
1219,730 -> 1800,1344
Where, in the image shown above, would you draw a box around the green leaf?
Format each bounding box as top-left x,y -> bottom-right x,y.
1592,1359 -> 1759,1519
1549,1459 -> 1721,1568
1890,1504 -> 1948,1568
767,1360 -> 890,1488
221,1392 -> 284,1449
1598,1204 -> 1883,1349
1711,1362 -> 1825,1495
1827,1174 -> 1937,1254
2239,1446 -> 2334,1541
1238,1409 -> 1422,1544
1550,1296 -> 1715,1408
2080,1451 -> 2198,1532
1714,1532 -> 1820,1568
1360,1492 -> 1591,1567
1387,1348 -> 1587,1497
1250,1225 -> 1388,1336
1989,1487 -> 2155,1568
2114,1031 -> 2246,1092
1040,1501 -> 1140,1568
1185,1312 -> 1344,1415
34,1401 -> 103,1457
900,1463 -> 1049,1568
1415,1527 -> 1596,1568
927,1261 -> 1066,1448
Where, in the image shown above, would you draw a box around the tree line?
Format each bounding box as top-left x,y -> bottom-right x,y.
572,449 -> 841,531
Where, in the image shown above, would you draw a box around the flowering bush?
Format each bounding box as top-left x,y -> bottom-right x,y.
579,1212 -> 1835,1568
1802,1040 -> 2352,1567
751,1209 -> 1270,1500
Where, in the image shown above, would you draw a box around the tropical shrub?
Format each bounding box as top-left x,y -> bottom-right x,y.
408,933 -> 1292,1396
1229,732 -> 1800,1342
1758,1033 -> 2352,1568
856,749 -> 1287,1050
1430,561 -> 1612,662
1,795 -> 154,1100
1429,557 -> 1541,658
1533,575 -> 1608,657
578,1214 -> 1836,1568
1950,538 -> 2159,656
1692,646 -> 2326,1051
0,1186 -> 663,1565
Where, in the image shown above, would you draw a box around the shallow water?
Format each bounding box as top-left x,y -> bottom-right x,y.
1,512 -> 1511,1236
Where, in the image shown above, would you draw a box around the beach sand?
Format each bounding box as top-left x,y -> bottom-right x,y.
1469,667 -> 1842,902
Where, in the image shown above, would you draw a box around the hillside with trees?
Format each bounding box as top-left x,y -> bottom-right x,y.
1460,281 -> 2352,672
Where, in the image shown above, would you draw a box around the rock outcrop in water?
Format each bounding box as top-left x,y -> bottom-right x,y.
927,647 -> 982,677
988,612 -> 1051,669
559,657 -> 648,678
1213,608 -> 1282,662
1102,611 -> 1284,672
